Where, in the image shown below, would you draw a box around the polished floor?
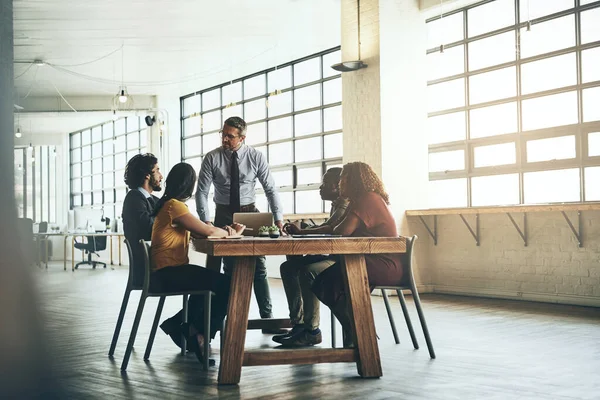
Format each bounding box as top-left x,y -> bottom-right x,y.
34,261 -> 600,400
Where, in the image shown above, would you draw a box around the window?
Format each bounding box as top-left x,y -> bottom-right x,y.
14,146 -> 57,222
180,47 -> 342,215
69,117 -> 148,220
426,0 -> 600,206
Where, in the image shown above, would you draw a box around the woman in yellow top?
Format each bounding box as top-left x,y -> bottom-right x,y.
150,162 -> 245,364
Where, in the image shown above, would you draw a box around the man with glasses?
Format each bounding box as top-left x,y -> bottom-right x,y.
195,116 -> 286,334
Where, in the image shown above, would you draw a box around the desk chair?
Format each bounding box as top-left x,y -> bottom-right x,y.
111,239 -> 214,371
74,232 -> 107,269
17,218 -> 35,266
331,235 -> 436,358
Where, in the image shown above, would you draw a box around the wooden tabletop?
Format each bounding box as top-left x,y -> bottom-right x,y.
192,236 -> 407,256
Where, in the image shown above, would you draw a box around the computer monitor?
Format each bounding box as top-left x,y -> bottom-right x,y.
73,208 -> 105,232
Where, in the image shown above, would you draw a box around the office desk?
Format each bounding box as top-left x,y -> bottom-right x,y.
33,232 -> 125,270
192,236 -> 406,385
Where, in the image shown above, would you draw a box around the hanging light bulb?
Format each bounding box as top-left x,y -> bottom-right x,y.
17,164 -> 22,171
28,142 -> 33,150
118,88 -> 128,103
31,148 -> 35,163
112,110 -> 118,121
15,127 -> 22,138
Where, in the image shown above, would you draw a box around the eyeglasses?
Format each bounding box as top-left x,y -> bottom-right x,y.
219,130 -> 241,141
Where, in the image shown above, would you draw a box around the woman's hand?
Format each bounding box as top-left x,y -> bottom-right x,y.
230,223 -> 246,235
283,223 -> 300,235
223,226 -> 236,236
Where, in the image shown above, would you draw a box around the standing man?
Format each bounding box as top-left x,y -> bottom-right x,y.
195,116 -> 285,333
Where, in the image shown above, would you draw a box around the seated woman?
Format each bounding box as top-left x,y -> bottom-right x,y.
311,162 -> 403,348
150,162 -> 245,363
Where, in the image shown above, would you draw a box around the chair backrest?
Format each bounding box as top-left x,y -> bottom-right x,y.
139,239 -> 152,292
38,221 -> 48,233
17,218 -> 34,266
124,239 -> 141,290
92,233 -> 108,251
402,235 -> 418,286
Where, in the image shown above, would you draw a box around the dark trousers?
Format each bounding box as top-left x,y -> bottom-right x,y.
208,203 -> 273,318
153,265 -> 230,340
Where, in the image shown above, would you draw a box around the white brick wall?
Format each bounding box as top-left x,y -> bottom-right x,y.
407,211 -> 600,306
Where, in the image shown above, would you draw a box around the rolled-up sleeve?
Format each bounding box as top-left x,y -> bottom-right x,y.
195,155 -> 213,222
255,152 -> 283,221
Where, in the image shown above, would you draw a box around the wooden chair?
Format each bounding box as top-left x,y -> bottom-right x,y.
109,239 -> 215,370
331,235 -> 436,358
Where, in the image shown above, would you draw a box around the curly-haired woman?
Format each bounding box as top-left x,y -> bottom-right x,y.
311,162 -> 404,348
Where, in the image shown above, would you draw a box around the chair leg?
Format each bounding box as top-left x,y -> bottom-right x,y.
121,294 -> 148,371
397,290 -> 419,349
203,293 -> 211,370
181,294 -> 188,356
381,289 -> 400,344
411,288 -> 436,359
108,287 -> 132,356
330,312 -> 337,348
144,296 -> 165,361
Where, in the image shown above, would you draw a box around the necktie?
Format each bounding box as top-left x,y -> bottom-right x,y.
147,196 -> 156,210
230,151 -> 241,212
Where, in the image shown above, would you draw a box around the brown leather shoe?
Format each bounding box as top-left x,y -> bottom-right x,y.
279,329 -> 322,347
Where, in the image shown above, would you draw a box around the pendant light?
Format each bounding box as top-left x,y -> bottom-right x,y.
331,0 -> 368,72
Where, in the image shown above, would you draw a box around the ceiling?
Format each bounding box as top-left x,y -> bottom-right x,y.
13,0 -> 341,99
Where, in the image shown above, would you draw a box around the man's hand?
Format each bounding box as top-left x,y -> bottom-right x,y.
275,220 -> 286,236
230,223 -> 246,235
283,223 -> 300,235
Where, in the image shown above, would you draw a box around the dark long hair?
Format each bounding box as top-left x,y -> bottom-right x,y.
152,163 -> 197,216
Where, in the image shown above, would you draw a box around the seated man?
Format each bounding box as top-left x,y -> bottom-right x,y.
122,153 -> 162,288
275,167 -> 348,346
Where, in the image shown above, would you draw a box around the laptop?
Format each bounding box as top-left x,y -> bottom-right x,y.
233,212 -> 274,237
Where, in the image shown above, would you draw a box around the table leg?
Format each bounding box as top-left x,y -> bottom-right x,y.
71,237 -> 76,271
63,236 -> 68,271
341,254 -> 382,378
118,236 -> 122,266
218,256 -> 255,385
110,236 -> 114,265
45,239 -> 49,268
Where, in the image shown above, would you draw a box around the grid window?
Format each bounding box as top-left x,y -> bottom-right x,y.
69,117 -> 148,218
426,0 -> 600,206
181,47 -> 343,215
14,146 -> 57,222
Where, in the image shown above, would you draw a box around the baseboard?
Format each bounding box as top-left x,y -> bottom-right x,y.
431,285 -> 600,308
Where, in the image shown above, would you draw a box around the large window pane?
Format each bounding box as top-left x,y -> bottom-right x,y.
520,0 -> 573,21
297,166 -> 322,185
245,122 -> 266,145
244,98 -> 266,122
324,106 -> 342,131
183,115 -> 202,137
469,31 -> 515,71
429,178 -> 467,208
427,78 -> 465,112
268,142 -> 292,166
472,173 -> 519,206
323,51 -> 341,78
222,81 -> 242,105
521,53 -> 576,95
268,117 -> 292,141
296,190 -> 322,213
267,91 -> 292,117
427,12 -> 463,48
323,78 -> 342,105
526,135 -> 576,163
244,75 -> 266,99
268,66 -> 292,92
427,45 -> 464,81
585,167 -> 600,201
429,149 -> 464,172
184,136 -> 202,158
202,110 -> 221,132
589,132 -> 600,157
202,89 -> 220,111
295,110 -> 321,137
582,47 -> 600,84
183,95 -> 200,117
222,104 -> 242,121
272,169 -> 293,187
470,102 -> 518,138
294,58 -> 321,86
202,132 -> 220,154
581,7 -> 600,44
324,133 -> 343,159
522,91 -> 578,131
468,0 -> 514,37
519,15 -> 575,59
524,168 -> 580,203
469,66 -> 516,104
295,137 -> 322,163
428,111 -> 466,144
294,84 -> 321,111
473,142 -> 516,167
583,87 -> 600,122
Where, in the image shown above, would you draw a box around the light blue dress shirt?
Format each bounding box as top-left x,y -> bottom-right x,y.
137,187 -> 151,199
195,144 -> 283,222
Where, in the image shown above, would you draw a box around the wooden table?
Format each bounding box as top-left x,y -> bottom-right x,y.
192,236 -> 407,385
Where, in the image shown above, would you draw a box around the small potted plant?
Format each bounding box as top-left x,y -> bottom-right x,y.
258,226 -> 270,237
268,225 -> 280,239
